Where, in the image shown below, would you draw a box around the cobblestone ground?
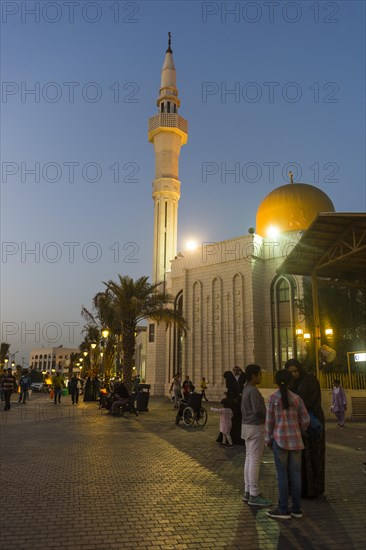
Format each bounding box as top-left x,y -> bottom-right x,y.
0,394 -> 365,550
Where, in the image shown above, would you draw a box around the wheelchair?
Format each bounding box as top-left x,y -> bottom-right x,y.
175,392 -> 208,427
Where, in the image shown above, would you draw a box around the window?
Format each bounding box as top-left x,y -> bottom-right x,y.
167,101 -> 171,113
277,279 -> 290,302
149,324 -> 155,343
161,103 -> 164,113
271,276 -> 297,370
173,104 -> 177,113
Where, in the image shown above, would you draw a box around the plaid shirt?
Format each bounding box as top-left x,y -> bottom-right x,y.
265,389 -> 310,450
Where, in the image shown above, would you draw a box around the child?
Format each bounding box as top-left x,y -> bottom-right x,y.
331,379 -> 347,427
200,377 -> 209,401
265,369 -> 310,520
211,398 -> 234,448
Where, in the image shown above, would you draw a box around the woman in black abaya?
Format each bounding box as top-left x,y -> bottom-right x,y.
285,359 -> 325,498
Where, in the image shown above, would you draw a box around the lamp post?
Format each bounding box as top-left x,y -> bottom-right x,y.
90,342 -> 97,375
101,329 -> 109,381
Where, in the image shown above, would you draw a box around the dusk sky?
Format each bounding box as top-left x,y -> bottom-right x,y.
1,0 -> 365,364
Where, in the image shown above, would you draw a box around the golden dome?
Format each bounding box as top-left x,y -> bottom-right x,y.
256,183 -> 335,237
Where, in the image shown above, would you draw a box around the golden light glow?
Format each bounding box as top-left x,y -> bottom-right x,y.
90,342 -> 97,349
83,351 -> 88,357
325,328 -> 333,336
186,240 -> 198,251
266,225 -> 280,238
102,329 -> 109,339
296,328 -> 303,336
303,333 -> 311,341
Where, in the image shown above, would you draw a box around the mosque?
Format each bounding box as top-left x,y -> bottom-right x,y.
142,38 -> 336,397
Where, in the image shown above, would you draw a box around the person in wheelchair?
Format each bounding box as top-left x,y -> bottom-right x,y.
109,382 -> 131,416
175,391 -> 203,425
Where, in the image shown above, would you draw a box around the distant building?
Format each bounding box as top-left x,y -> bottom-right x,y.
29,347 -> 79,374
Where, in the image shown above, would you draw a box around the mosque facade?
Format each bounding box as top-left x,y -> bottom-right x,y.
143,41 -> 335,396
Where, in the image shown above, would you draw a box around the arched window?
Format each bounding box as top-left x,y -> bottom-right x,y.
271,276 -> 297,370
173,290 -> 183,375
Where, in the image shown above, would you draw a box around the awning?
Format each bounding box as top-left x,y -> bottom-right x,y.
277,213 -> 366,284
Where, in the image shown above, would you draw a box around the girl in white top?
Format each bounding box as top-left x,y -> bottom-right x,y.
211,398 -> 234,448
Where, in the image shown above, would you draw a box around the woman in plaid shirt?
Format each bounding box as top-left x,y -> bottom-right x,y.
265,369 -> 310,520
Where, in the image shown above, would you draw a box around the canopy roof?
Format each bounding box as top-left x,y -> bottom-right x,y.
277,213 -> 366,285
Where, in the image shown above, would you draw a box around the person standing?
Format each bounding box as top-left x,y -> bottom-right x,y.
222,366 -> 246,445
170,374 -> 182,409
265,369 -> 310,520
0,368 -> 7,401
52,371 -> 65,404
200,377 -> 209,402
331,379 -> 347,427
182,375 -> 194,400
285,358 -> 325,498
83,376 -> 92,402
91,376 -> 101,401
18,371 -> 31,404
69,373 -> 80,405
211,398 -> 233,448
1,367 -> 17,411
241,364 -> 272,507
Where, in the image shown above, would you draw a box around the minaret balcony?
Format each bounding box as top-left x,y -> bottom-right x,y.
148,113 -> 188,144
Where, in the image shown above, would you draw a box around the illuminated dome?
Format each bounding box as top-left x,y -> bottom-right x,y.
256,182 -> 335,237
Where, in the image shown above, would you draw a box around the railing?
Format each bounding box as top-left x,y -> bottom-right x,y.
148,113 -> 188,134
319,372 -> 366,390
259,370 -> 366,390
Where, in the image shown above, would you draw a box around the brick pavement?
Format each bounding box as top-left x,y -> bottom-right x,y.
0,393 -> 365,550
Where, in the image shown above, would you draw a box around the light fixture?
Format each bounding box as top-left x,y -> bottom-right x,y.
101,329 -> 109,339
295,328 -> 303,336
325,328 -> 333,336
83,351 -> 88,357
303,333 -> 311,341
266,225 -> 280,238
90,342 -> 97,350
186,240 -> 198,251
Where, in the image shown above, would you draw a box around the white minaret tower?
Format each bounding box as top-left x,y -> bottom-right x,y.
148,33 -> 188,285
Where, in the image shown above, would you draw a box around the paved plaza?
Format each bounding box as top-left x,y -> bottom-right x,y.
0,393 -> 365,550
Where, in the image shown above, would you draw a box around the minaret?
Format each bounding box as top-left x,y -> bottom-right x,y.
148,33 -> 188,285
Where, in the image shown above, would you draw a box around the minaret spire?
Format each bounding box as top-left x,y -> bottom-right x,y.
148,40 -> 188,286
167,31 -> 172,53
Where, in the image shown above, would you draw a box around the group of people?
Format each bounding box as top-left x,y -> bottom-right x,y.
170,373 -> 209,409
212,359 -> 327,520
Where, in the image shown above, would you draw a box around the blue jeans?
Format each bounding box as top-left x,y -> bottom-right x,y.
54,388 -> 62,403
273,441 -> 302,514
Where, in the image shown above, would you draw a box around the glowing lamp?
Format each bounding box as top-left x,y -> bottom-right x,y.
266,225 -> 280,238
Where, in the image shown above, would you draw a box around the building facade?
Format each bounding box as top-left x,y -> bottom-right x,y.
144,41 -> 335,397
29,347 -> 79,374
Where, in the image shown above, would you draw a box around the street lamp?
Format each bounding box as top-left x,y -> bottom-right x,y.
101,329 -> 109,380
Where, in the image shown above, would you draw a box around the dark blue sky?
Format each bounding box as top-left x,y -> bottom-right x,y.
1,0 -> 365,362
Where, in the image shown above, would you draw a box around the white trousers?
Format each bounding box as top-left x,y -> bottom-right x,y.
241,424 -> 265,497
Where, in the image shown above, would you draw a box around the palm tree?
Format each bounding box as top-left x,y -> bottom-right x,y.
98,275 -> 188,389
